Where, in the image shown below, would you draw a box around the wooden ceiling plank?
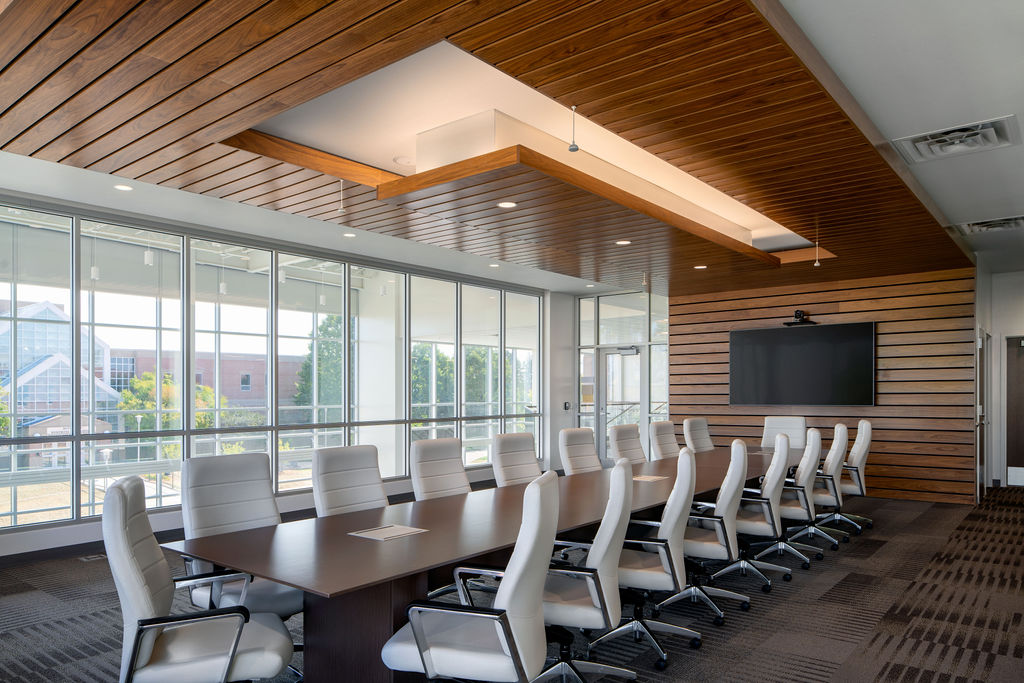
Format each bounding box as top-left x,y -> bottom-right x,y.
110,0 -> 524,179
8,0 -> 271,157
0,0 -> 204,148
0,0 -> 77,75
246,174 -> 340,208
136,143 -> 238,185
217,166 -> 322,202
449,0 -> 599,52
159,148 -> 263,190
0,0 -> 140,115
180,156 -> 281,195
220,129 -> 400,186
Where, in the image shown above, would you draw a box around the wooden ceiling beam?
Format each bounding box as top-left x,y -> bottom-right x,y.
220,129 -> 401,187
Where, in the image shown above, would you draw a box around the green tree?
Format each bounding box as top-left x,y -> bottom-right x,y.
0,387 -> 11,437
117,371 -> 217,430
293,314 -> 345,410
410,341 -> 455,419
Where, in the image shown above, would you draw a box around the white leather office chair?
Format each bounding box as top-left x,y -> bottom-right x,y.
761,416 -> 807,449
682,417 -> 714,453
381,471 -> 560,682
601,448 -> 703,667
558,427 -> 602,475
608,423 -> 648,464
740,433 -> 820,570
491,432 -> 543,488
686,439 -> 791,593
180,453 -> 304,620
541,459 -> 637,680
648,421 -> 680,460
410,437 -> 471,500
779,428 -> 844,551
104,476 -> 293,683
838,419 -> 874,530
312,444 -> 388,516
796,423 -> 853,542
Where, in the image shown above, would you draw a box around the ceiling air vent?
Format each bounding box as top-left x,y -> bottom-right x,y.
891,115 -> 1021,164
955,215 -> 1024,236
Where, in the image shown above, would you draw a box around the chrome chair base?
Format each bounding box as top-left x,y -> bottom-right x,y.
534,659 -> 638,682
788,521 -> 849,549
818,510 -> 873,532
711,558 -> 792,591
587,615 -> 701,669
655,583 -> 750,624
749,538 -> 824,568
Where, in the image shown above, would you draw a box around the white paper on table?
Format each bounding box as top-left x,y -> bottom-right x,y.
633,475 -> 668,482
349,524 -> 427,541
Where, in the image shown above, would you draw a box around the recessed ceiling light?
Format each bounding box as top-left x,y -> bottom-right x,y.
694,265 -> 708,270
585,284 -> 595,288
497,201 -> 517,209
342,233 -> 356,238
615,240 -> 631,245
113,184 -> 133,191
489,263 -> 500,268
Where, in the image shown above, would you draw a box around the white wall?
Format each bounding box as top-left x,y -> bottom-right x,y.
543,292 -> 576,470
987,267 -> 1024,486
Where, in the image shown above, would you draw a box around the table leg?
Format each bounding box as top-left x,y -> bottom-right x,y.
303,573 -> 428,682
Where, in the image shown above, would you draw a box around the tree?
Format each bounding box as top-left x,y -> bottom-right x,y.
117,371 -> 217,430
0,387 -> 10,437
410,341 -> 454,419
293,314 -> 345,410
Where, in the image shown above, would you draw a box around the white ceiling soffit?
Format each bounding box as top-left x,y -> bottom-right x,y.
779,0 -> 1024,245
254,41 -> 808,252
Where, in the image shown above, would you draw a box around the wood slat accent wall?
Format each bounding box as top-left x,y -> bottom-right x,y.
668,267 -> 976,504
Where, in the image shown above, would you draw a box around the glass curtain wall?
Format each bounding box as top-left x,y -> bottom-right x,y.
0,201 -> 542,530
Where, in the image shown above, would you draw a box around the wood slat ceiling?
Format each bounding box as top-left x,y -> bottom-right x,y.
0,0 -> 972,295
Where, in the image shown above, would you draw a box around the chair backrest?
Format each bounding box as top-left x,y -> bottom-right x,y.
558,427 -> 602,475
312,445 -> 387,516
410,437 -> 471,501
714,440 -> 747,558
491,471 -> 559,680
491,432 -> 543,488
584,459 -> 633,626
682,417 -> 714,453
181,452 -> 281,540
793,428 -> 822,518
648,421 -> 679,460
847,419 -> 872,471
762,416 -> 807,449
761,433 -> 790,534
822,423 -> 848,503
103,476 -> 174,681
608,424 -> 648,464
659,447 -> 696,587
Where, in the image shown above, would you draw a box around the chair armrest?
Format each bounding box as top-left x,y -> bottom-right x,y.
692,502 -> 715,512
172,569 -> 250,590
554,539 -> 592,550
628,519 -> 662,528
405,601 -> 524,681
842,464 -> 859,472
453,566 -> 506,606
546,566 -> 603,612
742,487 -> 763,495
741,495 -> 770,504
688,512 -> 724,523
687,513 -> 728,550
127,606 -> 249,682
623,537 -> 669,548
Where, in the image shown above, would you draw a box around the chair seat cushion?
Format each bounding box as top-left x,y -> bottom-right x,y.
812,488 -> 839,507
735,504 -> 773,537
381,616 -> 520,682
617,549 -> 675,592
778,494 -> 809,521
542,573 -> 607,630
134,612 -> 292,683
191,577 -> 303,619
683,526 -> 729,561
840,482 -> 861,496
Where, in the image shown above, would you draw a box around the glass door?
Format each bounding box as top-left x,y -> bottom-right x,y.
596,346 -> 647,462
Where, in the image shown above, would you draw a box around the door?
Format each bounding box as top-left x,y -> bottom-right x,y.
976,332 -> 990,500
595,346 -> 647,461
1007,336 -> 1024,486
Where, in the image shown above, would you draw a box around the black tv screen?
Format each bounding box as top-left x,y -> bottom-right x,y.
729,322 -> 875,406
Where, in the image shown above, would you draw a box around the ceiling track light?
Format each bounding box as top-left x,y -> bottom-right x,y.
568,105 -> 579,153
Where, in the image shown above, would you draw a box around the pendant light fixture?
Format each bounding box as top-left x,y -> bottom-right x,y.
568,105 -> 579,152
143,237 -> 154,266
318,264 -> 327,307
813,216 -> 821,267
218,255 -> 228,295
337,179 -> 345,213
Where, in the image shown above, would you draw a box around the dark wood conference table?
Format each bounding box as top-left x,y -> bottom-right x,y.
164,445 -> 800,682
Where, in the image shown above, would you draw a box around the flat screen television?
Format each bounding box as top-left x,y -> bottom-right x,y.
729,322 -> 875,406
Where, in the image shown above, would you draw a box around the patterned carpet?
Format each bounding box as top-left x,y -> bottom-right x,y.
0,491 -> 1020,682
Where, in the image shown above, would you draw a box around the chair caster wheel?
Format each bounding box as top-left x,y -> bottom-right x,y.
866,521 -> 874,529
651,608 -> 660,618
853,528 -> 862,536
713,616 -> 725,626
655,657 -> 669,669
560,551 -> 569,560
815,552 -> 824,561
633,632 -> 643,643
782,573 -> 792,582
802,561 -> 811,570
739,601 -> 751,611
761,583 -> 772,593
842,535 -> 850,543
689,638 -> 702,650
830,543 -> 839,551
